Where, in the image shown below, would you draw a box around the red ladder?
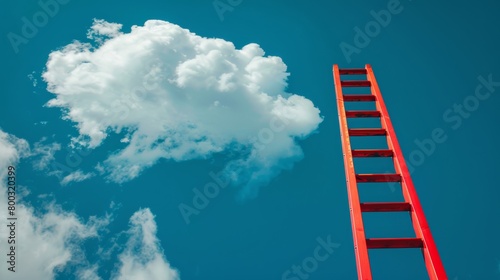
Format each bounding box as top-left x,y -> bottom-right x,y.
332,64 -> 447,280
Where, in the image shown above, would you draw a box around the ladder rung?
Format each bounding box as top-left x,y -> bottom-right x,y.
343,95 -> 376,102
366,238 -> 423,249
352,149 -> 393,157
346,110 -> 381,118
356,174 -> 401,182
341,80 -> 371,87
360,202 -> 411,212
348,128 -> 386,136
339,68 -> 367,75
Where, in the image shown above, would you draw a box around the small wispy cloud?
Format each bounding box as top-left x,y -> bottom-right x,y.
28,71 -> 38,87
34,121 -> 48,126
76,265 -> 101,280
61,170 -> 95,186
31,137 -> 61,171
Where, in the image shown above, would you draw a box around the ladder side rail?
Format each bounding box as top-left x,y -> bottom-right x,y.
365,64 -> 448,280
333,64 -> 373,280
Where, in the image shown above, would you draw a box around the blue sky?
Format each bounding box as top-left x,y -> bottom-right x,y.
1,0 -> 500,279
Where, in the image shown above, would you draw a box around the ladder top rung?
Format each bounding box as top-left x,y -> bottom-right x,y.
352,149 -> 393,157
346,110 -> 381,118
356,174 -> 402,182
360,202 -> 411,212
341,80 -> 371,87
343,95 -> 376,102
348,128 -> 386,136
339,68 -> 367,75
366,238 -> 423,249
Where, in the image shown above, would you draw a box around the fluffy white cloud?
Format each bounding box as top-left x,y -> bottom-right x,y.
61,170 -> 95,186
0,129 -> 180,279
112,208 -> 179,280
87,19 -> 123,44
43,19 -> 323,196
0,129 -> 107,279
